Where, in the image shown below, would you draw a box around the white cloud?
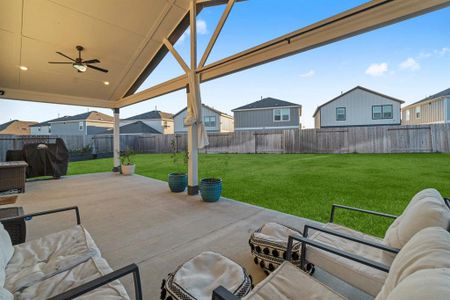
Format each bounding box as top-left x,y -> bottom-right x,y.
436,47 -> 449,56
399,57 -> 420,71
365,63 -> 388,77
299,70 -> 315,78
177,20 -> 208,44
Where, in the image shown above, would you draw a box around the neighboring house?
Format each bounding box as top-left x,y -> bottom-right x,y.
41,111 -> 114,136
232,97 -> 302,131
173,104 -> 234,133
30,117 -> 62,135
0,120 -> 37,135
401,88 -> 450,125
96,121 -> 162,135
313,86 -> 404,128
121,110 -> 174,134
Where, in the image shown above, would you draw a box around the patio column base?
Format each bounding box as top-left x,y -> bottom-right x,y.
188,185 -> 199,195
112,166 -> 120,173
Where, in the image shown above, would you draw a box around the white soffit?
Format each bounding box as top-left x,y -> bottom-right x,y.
0,0 -> 191,107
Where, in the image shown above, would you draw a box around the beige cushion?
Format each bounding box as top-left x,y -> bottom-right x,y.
307,223 -> 391,296
0,223 -> 14,287
5,225 -> 100,293
383,188 -> 449,249
243,261 -> 345,300
15,256 -> 130,300
385,268 -> 450,300
376,227 -> 450,300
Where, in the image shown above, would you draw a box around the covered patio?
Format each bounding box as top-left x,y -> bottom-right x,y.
17,173 -> 370,299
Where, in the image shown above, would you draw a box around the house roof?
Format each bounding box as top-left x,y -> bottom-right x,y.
232,97 -> 301,111
124,110 -> 173,121
313,86 -> 405,117
96,121 -> 161,135
47,111 -> 114,123
0,120 -> 38,135
173,104 -> 232,119
403,87 -> 450,108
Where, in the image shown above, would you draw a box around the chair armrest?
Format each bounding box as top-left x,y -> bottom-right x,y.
212,286 -> 240,300
48,263 -> 143,300
330,204 -> 398,223
286,235 -> 390,273
303,224 -> 399,254
0,206 -> 80,225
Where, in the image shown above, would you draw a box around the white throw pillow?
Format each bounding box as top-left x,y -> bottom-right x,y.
385,268 -> 450,300
0,223 -> 14,287
383,189 -> 449,249
0,286 -> 13,300
376,227 -> 450,300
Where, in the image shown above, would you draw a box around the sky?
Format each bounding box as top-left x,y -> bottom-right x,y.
1,1 -> 449,128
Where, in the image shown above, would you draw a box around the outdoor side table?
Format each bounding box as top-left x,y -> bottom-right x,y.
0,207 -> 26,245
0,161 -> 28,193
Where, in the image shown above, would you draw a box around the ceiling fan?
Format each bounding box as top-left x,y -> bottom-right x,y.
48,45 -> 108,73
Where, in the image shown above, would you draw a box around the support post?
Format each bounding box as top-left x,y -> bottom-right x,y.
112,108 -> 120,172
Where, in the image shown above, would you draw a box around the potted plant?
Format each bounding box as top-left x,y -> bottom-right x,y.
200,156 -> 227,202
120,148 -> 135,175
168,139 -> 188,192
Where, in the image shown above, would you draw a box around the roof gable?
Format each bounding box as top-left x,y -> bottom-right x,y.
173,104 -> 232,118
96,121 -> 161,134
405,87 -> 450,108
232,97 -> 301,111
48,111 -> 113,123
313,86 -> 405,117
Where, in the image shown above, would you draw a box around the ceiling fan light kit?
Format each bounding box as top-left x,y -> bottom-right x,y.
48,45 -> 109,74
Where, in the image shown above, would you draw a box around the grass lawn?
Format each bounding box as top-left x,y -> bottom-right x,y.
68,153 -> 450,237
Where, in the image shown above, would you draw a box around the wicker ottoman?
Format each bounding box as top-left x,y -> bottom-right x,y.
249,222 -> 303,274
161,251 -> 252,300
0,161 -> 28,193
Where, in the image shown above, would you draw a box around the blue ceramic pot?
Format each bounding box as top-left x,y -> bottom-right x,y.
168,173 -> 187,193
200,178 -> 222,202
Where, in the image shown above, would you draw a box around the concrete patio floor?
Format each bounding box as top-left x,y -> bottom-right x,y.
12,173 -> 370,299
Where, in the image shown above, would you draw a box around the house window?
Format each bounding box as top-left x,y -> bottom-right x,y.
406,110 -> 410,121
48,126 -> 51,133
336,107 -> 346,121
273,108 -> 290,122
372,105 -> 393,119
37,127 -> 41,132
204,116 -> 216,127
415,106 -> 421,119
79,122 -> 84,131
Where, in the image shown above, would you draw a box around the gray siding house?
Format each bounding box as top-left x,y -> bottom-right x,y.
174,104 -> 234,133
121,110 -> 174,134
402,88 -> 450,125
232,97 -> 302,131
313,86 -> 404,128
32,111 -> 114,136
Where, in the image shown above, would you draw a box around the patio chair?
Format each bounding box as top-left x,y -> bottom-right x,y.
0,206 -> 142,300
302,188 -> 450,296
213,226 -> 450,300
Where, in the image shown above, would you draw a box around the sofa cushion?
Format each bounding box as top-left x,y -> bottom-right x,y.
375,227 -> 450,300
306,223 -> 391,296
243,261 -> 345,300
5,225 -> 100,293
383,188 -> 449,249
14,256 -> 130,300
385,268 -> 450,300
0,223 -> 14,287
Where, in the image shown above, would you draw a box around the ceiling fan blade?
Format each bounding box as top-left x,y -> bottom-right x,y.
56,51 -> 75,62
48,61 -> 73,64
87,64 -> 108,73
82,59 -> 100,64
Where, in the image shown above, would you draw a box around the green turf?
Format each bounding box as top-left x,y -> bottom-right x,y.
68,153 -> 450,237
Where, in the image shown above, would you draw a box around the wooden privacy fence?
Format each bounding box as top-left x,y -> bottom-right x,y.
1,124 -> 450,161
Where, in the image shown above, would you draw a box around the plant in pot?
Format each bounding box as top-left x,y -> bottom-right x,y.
200,156 -> 227,202
168,139 -> 188,193
120,148 -> 136,175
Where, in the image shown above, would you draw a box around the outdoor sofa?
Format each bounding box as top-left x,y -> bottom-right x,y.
214,226 -> 450,300
300,188 -> 450,296
0,206 -> 142,300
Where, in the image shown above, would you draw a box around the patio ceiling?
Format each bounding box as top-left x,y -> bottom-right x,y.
0,0 -> 224,108
0,0 -> 449,109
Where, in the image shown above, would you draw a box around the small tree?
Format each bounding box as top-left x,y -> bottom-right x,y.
170,138 -> 188,174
